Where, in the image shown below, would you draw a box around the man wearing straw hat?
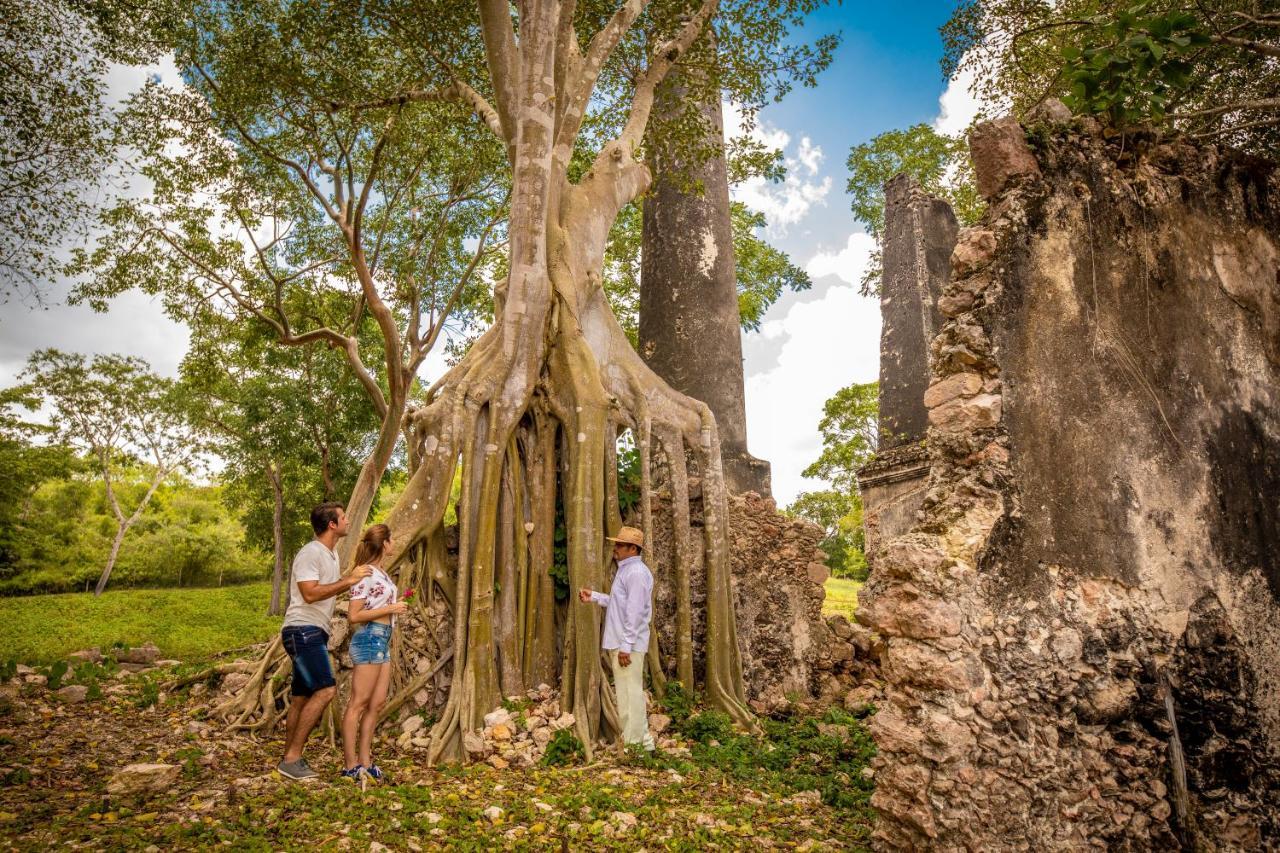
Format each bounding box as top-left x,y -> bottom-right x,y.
579,525 -> 655,751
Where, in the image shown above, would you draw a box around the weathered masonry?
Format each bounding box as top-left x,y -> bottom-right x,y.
858,174 -> 957,554
858,107 -> 1280,849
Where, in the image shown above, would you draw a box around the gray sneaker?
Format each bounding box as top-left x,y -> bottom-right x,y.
277,758 -> 317,780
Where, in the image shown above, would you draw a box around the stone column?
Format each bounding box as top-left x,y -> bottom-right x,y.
858,176 -> 957,551
876,173 -> 958,449
639,66 -> 771,497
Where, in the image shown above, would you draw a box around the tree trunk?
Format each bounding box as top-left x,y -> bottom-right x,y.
95,522 -> 129,597
639,58 -> 771,496
267,462 -> 286,616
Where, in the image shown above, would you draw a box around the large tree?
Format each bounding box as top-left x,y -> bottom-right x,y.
81,0 -> 831,761
182,316 -> 380,615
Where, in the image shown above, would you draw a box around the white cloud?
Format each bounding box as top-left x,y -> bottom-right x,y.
805,231 -> 877,288
933,65 -> 983,136
743,232 -> 880,506
796,136 -> 823,175
722,102 -> 831,234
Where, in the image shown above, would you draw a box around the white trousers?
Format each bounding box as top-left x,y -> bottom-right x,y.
609,649 -> 654,750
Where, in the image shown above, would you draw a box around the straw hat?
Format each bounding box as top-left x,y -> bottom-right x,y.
605,525 -> 644,550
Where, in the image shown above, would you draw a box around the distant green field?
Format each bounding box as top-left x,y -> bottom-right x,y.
0,582 -> 280,664
822,577 -> 862,619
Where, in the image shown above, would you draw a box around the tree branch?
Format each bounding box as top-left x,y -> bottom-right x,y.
478,0 -> 520,142
617,0 -> 719,152
1211,33 -> 1280,59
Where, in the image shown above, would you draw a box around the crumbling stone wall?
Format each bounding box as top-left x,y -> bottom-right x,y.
859,109 -> 1280,849
647,491 -> 873,707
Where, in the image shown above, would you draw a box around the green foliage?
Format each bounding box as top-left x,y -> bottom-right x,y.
681,709 -> 734,745
1061,4 -> 1210,126
846,125 -> 983,295
0,0 -> 174,294
0,582 -> 279,664
943,0 -> 1280,155
0,467 -> 265,595
787,381 -> 878,580
41,660 -> 70,690
660,680 -> 696,726
0,660 -> 15,681
660,705 -> 877,813
801,381 -> 879,493
541,728 -> 585,767
133,676 -> 160,709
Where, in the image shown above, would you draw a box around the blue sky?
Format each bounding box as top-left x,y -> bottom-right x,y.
737,0 -> 979,503
0,2 -> 979,506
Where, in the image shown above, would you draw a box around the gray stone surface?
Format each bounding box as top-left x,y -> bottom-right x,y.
876,174 -> 958,449
860,118 -> 1280,849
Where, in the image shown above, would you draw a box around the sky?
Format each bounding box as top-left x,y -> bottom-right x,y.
0,1 -> 981,507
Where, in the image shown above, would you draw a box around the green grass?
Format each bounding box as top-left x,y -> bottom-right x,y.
0,582 -> 280,664
822,577 -> 862,618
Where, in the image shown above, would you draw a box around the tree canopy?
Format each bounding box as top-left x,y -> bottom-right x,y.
944,0 -> 1280,153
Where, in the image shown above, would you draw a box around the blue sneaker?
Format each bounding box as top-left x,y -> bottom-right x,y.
364,764 -> 385,783
339,765 -> 364,783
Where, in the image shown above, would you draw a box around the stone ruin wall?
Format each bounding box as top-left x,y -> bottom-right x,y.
647,490 -> 876,710
859,109 -> 1280,850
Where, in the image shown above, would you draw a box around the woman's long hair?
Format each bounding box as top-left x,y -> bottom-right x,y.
353,524 -> 391,568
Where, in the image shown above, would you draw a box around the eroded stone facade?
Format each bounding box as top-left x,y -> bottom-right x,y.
859,109 -> 1280,849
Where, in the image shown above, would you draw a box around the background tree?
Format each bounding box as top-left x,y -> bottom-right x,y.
22,351 -> 207,595
846,124 -> 983,294
786,381 -> 878,579
0,385 -> 81,575
72,0 -> 509,565
182,317 -> 380,614
944,0 -> 1280,153
0,0 -> 176,297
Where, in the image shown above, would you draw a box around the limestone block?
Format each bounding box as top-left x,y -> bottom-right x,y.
928,394 -> 1002,433
924,372 -> 983,409
969,117 -> 1041,200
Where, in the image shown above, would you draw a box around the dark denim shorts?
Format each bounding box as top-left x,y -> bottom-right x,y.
350,622 -> 392,665
281,625 -> 335,697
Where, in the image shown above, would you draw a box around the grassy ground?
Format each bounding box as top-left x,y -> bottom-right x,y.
0,583 -> 280,664
822,578 -> 862,619
0,665 -> 876,850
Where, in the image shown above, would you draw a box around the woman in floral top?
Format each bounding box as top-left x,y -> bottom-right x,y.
341,524 -> 407,783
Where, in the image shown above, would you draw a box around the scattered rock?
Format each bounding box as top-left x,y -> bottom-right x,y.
106,764 -> 181,799
68,647 -> 101,664
483,806 -> 503,824
56,684 -> 89,704
648,713 -> 671,734
401,715 -> 424,736
114,644 -> 160,665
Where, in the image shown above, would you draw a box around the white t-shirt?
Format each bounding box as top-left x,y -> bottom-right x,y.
350,566 -> 398,626
283,540 -> 341,629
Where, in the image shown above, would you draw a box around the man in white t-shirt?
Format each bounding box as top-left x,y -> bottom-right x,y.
276,502 -> 370,781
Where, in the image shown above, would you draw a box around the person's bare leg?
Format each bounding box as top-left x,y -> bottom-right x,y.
360,663 -> 392,768
342,665 -> 377,770
282,686 -> 335,763
283,695 -> 305,757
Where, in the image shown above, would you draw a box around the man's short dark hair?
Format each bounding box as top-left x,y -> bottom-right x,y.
310,502 -> 345,535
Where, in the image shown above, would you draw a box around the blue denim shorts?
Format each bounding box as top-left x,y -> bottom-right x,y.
281,625 -> 335,696
350,622 -> 392,665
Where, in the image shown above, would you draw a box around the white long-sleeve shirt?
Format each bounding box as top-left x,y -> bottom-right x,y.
590,555 -> 653,654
